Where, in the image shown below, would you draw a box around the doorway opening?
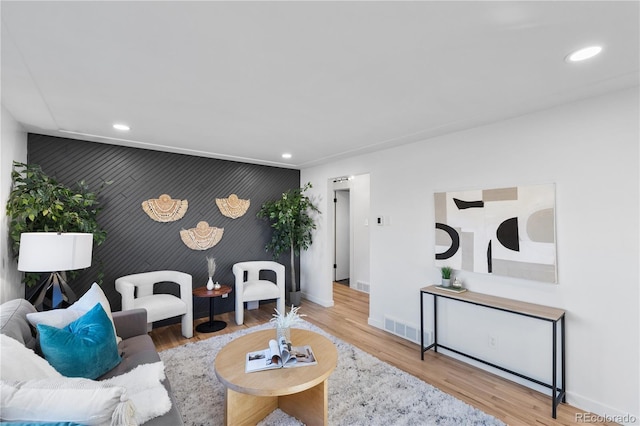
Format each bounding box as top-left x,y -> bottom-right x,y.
334,189 -> 350,286
330,174 -> 370,298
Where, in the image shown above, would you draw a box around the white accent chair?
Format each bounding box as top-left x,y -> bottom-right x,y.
233,261 -> 285,325
115,270 -> 193,338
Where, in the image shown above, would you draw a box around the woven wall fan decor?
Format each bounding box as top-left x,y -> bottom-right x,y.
216,194 -> 250,219
180,221 -> 224,251
142,194 -> 188,222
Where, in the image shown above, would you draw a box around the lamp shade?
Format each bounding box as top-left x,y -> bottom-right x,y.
18,233 -> 93,272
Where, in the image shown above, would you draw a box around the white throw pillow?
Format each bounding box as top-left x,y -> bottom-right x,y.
0,334 -> 62,381
0,378 -> 136,426
27,283 -> 121,343
27,308 -> 85,329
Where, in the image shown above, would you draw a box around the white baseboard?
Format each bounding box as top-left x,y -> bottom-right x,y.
368,317 -> 383,329
567,392 -> 639,425
301,292 -> 334,308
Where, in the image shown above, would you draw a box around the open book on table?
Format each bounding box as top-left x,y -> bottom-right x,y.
245,336 -> 317,373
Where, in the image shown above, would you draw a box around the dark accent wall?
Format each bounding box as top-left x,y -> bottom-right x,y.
27,134 -> 300,323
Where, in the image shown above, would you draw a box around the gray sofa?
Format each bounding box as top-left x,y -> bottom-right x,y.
0,298 -> 184,425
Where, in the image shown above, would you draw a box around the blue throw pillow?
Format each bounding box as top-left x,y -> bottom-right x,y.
37,303 -> 121,379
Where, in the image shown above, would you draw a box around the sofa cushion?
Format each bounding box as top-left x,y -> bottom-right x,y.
0,333 -> 61,381
99,334 -> 160,380
0,299 -> 37,350
37,304 -> 121,379
112,309 -> 148,340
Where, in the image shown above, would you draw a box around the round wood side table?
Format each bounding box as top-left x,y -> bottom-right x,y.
193,285 -> 232,333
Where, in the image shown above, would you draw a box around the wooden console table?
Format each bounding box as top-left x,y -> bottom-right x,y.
420,285 -> 566,418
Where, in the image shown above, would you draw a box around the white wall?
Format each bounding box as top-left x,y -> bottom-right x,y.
301,88 -> 639,421
350,174 -> 370,291
1,105 -> 27,303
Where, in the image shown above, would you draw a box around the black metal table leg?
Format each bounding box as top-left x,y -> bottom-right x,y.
421,291 -> 425,360
561,315 -> 566,403
552,321 -> 557,418
433,295 -> 438,353
196,296 -> 227,333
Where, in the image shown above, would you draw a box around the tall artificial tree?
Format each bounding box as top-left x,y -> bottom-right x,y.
257,182 -> 320,301
6,162 -> 108,288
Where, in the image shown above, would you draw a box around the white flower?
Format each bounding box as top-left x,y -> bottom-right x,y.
270,305 -> 306,328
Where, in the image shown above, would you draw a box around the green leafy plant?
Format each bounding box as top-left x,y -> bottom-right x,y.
441,266 -> 453,279
6,162 -> 108,287
257,182 -> 320,294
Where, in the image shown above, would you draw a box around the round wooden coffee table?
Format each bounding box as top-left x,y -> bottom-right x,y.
193,285 -> 232,333
214,328 -> 337,426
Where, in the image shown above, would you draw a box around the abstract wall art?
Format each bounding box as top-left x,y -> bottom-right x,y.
434,184 -> 557,283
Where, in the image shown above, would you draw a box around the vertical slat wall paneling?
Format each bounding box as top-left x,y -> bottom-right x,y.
26,134 -> 300,324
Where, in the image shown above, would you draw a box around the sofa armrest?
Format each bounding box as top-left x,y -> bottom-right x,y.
112,309 -> 148,340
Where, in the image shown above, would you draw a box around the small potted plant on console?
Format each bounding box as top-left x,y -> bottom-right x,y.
441,266 -> 452,287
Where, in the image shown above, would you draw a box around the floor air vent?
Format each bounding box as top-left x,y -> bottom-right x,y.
356,281 -> 370,293
383,316 -> 425,344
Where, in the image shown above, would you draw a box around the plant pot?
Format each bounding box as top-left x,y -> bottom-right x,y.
289,291 -> 302,306
441,278 -> 451,287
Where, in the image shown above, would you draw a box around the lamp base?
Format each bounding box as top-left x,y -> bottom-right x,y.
28,272 -> 78,311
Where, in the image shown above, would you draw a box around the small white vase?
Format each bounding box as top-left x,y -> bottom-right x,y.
206,277 -> 214,290
441,278 -> 451,287
276,325 -> 291,343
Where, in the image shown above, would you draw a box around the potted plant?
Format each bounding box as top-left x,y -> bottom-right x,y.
257,182 -> 320,305
270,305 -> 306,342
441,266 -> 453,287
6,162 -> 108,290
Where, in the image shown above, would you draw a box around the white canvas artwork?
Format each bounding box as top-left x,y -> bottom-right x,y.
434,184 -> 557,283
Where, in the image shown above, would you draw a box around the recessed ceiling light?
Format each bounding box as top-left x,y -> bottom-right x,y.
282,153 -> 292,159
566,46 -> 602,62
113,123 -> 130,131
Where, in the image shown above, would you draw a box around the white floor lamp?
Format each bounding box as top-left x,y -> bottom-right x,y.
18,232 -> 93,311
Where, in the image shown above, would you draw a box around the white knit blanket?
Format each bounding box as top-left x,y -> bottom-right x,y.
103,361 -> 171,424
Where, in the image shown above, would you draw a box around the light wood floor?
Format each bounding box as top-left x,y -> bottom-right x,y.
150,283 -> 614,426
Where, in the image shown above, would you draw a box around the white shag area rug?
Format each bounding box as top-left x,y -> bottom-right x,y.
159,321 -> 505,426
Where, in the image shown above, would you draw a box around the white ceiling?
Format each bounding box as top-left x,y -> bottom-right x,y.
2,1 -> 638,169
